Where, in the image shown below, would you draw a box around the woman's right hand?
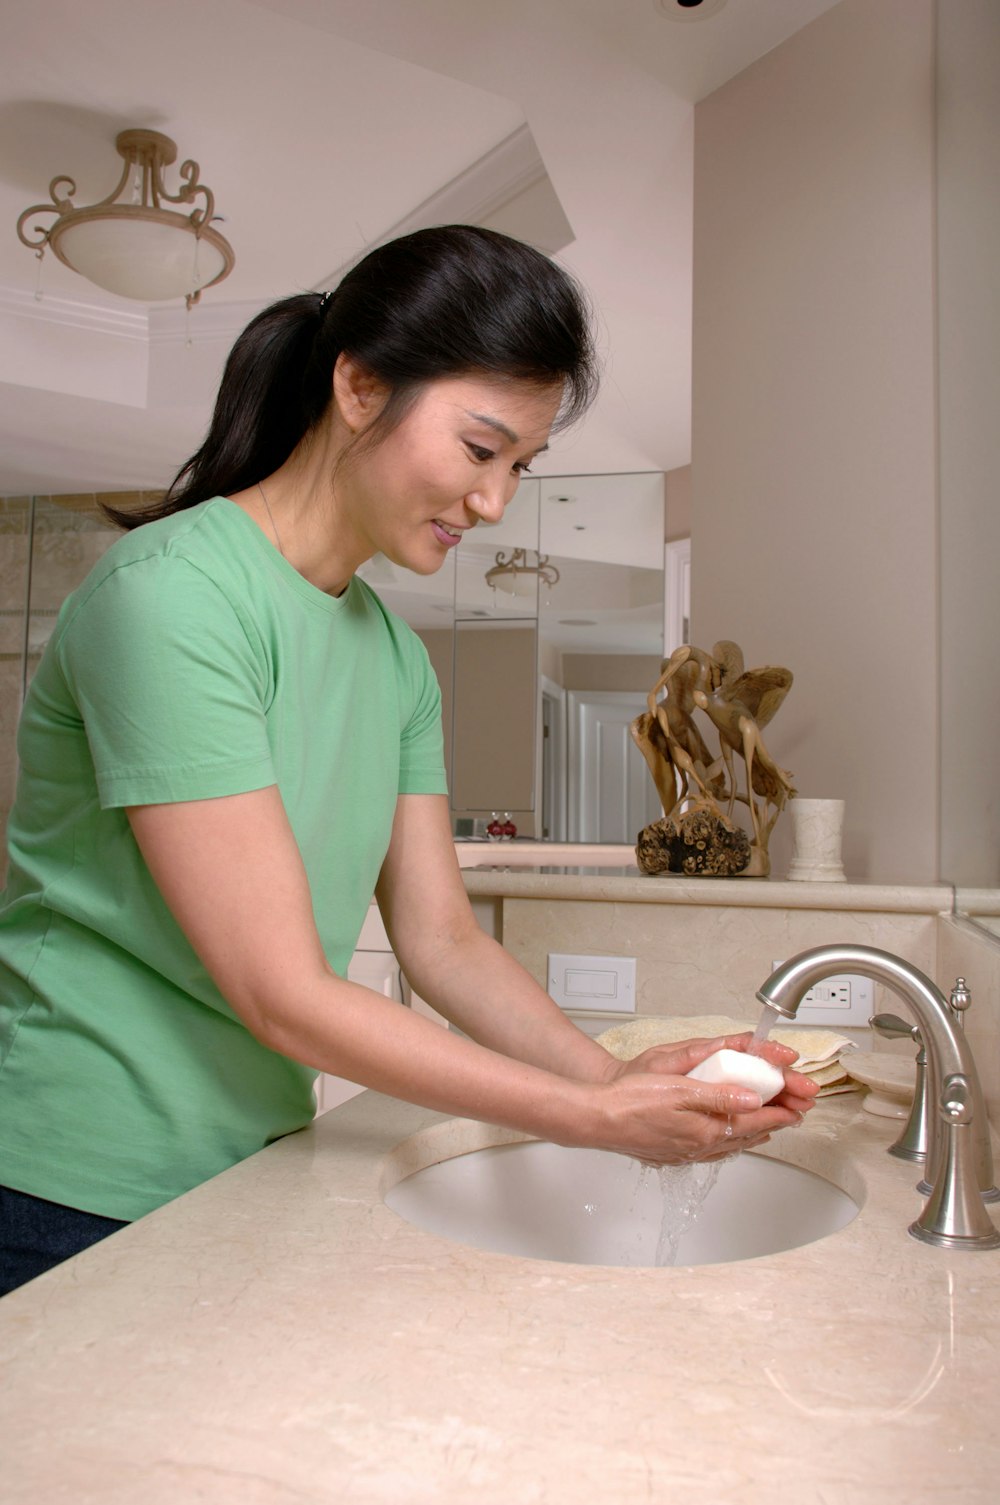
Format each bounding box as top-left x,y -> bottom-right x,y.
577,1070 -> 802,1166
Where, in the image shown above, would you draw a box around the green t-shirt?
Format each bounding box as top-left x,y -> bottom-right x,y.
0,497 -> 447,1220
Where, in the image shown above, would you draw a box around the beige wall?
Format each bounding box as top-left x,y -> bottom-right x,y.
936,0 -> 1000,887
664,465 -> 691,543
691,0 -> 938,885
1,494 -> 134,869
560,653 -> 661,694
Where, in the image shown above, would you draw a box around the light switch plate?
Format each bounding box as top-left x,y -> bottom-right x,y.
547,953 -> 636,1013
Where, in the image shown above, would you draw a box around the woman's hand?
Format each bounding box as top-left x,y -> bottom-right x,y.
592,1032 -> 820,1164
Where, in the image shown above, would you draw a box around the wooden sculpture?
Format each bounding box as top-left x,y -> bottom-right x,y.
630,641 -> 796,878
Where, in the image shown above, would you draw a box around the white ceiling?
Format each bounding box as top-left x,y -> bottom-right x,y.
1,0 -> 842,496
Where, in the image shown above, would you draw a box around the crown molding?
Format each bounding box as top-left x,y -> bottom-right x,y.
0,281 -> 273,351
317,122 -> 565,288
0,285 -> 148,342
147,297 -> 272,347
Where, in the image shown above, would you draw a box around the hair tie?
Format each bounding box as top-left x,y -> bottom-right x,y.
318,290 -> 332,310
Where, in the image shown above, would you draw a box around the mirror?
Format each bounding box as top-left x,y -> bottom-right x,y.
357,471 -> 669,842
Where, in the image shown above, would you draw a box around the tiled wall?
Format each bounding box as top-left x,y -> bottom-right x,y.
937,915 -> 1000,1125
0,498 -> 31,853
0,492 -> 159,871
500,895 -> 939,1028
498,892 -> 1000,1124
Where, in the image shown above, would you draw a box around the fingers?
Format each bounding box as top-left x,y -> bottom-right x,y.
722,1033 -> 799,1067
629,1034 -> 802,1079
774,1070 -> 821,1114
725,1103 -> 806,1139
625,1038 -> 727,1076
784,1067 -> 820,1092
682,1081 -> 763,1116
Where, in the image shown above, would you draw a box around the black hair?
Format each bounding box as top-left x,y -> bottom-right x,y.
107,225 -> 598,529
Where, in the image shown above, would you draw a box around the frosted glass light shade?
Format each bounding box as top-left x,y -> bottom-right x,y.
490,570 -> 540,600
51,211 -> 230,302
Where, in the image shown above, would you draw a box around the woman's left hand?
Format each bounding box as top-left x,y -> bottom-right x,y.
606,1032 -> 819,1154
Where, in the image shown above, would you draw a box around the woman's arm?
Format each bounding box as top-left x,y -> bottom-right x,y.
127,787 -> 812,1164
374,794 -> 627,1083
376,792 -> 817,1123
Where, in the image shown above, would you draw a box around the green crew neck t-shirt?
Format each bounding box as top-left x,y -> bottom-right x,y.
0,498 -> 447,1220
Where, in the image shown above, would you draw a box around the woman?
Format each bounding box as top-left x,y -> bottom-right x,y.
0,226 -> 816,1295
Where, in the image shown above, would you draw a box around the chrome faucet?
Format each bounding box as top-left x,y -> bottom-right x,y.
757,944 -> 1000,1251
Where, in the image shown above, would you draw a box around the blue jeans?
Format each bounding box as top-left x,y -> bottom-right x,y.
0,1184 -> 128,1297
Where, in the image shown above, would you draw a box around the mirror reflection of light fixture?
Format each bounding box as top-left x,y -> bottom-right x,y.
17,128 -> 235,308
484,548 -> 560,598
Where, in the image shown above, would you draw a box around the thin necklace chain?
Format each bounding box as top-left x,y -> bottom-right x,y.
256,481 -> 284,558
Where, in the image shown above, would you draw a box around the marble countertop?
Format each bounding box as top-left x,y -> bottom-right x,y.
3,1091 -> 998,1503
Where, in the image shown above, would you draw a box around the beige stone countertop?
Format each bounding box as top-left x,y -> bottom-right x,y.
461,865 -> 957,913
3,1090 -> 999,1504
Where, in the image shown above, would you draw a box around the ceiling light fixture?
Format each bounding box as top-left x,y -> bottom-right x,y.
17,128 -> 235,308
484,548 -> 560,596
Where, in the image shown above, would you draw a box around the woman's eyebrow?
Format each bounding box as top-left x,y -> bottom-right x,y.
464,410 -> 549,452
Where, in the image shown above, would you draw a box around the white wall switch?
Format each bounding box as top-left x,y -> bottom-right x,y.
547,953 -> 637,1013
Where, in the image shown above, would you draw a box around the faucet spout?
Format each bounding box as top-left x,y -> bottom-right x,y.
757,944 -> 1000,1251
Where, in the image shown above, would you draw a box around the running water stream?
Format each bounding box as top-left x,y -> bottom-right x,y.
747,1002 -> 780,1056
634,1002 -> 783,1266
634,1160 -> 724,1266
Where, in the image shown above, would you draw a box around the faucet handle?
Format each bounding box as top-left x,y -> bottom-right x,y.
941,1074 -> 974,1126
870,1012 -> 921,1043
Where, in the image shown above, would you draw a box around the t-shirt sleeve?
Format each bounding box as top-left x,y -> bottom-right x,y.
397,634 -> 448,797
58,554 -> 277,808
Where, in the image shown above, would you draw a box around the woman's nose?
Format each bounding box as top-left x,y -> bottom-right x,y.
466,474 -> 516,525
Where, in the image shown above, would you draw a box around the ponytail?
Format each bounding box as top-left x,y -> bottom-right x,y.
103,294 -> 330,528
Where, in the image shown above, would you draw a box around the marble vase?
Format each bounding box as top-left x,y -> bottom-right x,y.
786,798 -> 846,881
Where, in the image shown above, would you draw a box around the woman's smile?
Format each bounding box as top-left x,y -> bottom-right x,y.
430,518 -> 464,548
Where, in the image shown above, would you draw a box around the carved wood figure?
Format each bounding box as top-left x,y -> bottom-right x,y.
630,640 -> 796,877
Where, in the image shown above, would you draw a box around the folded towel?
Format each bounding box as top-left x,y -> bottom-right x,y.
595,1014 -> 858,1093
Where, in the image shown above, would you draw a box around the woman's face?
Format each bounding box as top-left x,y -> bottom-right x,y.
339,373 -> 563,576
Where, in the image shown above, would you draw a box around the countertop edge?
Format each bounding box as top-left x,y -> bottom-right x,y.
461,868 -> 956,913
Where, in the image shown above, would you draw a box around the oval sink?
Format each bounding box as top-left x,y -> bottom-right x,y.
385,1139 -> 860,1267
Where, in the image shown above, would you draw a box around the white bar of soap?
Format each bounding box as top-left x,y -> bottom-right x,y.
686,1048 -> 784,1104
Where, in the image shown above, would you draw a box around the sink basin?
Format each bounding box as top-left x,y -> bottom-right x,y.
384,1138 -> 860,1267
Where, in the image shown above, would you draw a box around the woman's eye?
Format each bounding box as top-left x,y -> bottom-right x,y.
512,461 -> 533,476
467,443 -> 494,463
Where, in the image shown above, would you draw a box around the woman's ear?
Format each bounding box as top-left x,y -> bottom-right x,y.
332,353 -> 388,433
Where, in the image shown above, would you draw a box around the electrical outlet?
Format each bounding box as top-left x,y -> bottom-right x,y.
770,961 -> 874,1027
548,953 -> 636,1013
